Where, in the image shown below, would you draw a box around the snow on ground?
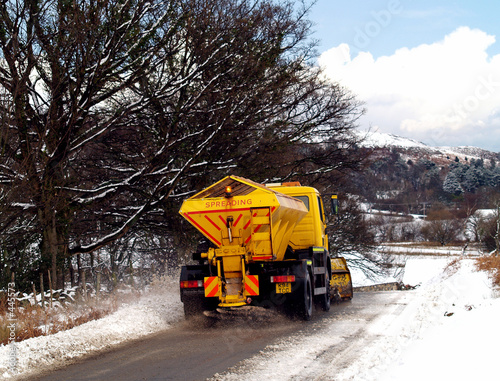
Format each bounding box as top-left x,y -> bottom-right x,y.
208,256 -> 497,381
1,255 -> 498,380
348,264 -> 399,287
344,257 -> 497,381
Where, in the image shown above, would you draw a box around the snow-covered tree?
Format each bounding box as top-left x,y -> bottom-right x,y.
443,171 -> 464,195
327,195 -> 387,279
1,0 -> 189,287
0,0 -> 364,289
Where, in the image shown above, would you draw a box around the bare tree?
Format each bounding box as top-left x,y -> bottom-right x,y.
420,207 -> 463,246
480,205 -> 500,255
0,0 -> 194,287
0,0 -> 365,289
327,195 -> 391,280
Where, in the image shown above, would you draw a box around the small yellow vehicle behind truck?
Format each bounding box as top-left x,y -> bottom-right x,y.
330,257 -> 353,302
179,175 -> 351,320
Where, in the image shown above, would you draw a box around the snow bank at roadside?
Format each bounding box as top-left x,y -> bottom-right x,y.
0,277 -> 184,380
338,257 -> 497,380
209,256 -> 497,381
382,297 -> 500,380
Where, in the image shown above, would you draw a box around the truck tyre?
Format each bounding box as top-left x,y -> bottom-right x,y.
299,272 -> 313,321
318,274 -> 331,312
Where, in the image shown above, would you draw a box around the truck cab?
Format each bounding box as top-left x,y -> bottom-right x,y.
266,183 -> 328,252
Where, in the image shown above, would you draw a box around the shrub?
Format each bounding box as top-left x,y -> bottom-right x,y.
476,255 -> 500,287
0,295 -> 118,345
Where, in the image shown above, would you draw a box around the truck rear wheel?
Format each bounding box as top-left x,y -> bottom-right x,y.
317,274 -> 331,312
298,272 -> 313,321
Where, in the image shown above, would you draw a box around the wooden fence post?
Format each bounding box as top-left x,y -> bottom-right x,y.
32,283 -> 37,307
40,273 -> 45,309
47,270 -> 53,308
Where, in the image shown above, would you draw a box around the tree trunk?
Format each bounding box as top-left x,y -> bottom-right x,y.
39,202 -> 64,290
32,283 -> 37,307
47,270 -> 53,308
58,266 -> 64,290
110,250 -> 118,291
90,251 -> 95,286
40,273 -> 45,309
81,270 -> 87,300
96,272 -> 101,299
77,254 -> 83,286
69,257 -> 75,288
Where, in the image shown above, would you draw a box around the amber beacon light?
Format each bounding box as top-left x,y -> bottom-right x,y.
224,186 -> 232,198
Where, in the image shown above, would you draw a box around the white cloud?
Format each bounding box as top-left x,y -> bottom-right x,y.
318,27 -> 500,149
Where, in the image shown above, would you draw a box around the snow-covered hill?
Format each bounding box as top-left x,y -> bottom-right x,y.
356,129 -> 499,165
356,130 -> 431,150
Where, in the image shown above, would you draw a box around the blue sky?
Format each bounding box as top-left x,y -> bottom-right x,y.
308,0 -> 500,152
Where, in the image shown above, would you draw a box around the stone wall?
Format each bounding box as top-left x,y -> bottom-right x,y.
354,282 -> 404,292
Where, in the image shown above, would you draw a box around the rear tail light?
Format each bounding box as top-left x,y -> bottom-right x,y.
270,275 -> 295,283
180,280 -> 203,288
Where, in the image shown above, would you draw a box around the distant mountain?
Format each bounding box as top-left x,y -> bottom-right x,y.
347,130 -> 500,214
356,130 -> 430,150
355,130 -> 500,165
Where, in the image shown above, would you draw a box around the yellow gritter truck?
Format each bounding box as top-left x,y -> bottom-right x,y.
179,175 -> 349,320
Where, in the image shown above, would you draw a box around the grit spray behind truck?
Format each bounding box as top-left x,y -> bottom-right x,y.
179,175 -> 350,320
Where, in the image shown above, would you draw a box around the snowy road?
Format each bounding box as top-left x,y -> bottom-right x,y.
27,291 -> 409,381
4,256 -> 496,380
208,291 -> 411,381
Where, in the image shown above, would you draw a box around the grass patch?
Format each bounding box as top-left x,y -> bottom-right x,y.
443,257 -> 462,277
0,293 -> 122,345
476,255 -> 500,287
